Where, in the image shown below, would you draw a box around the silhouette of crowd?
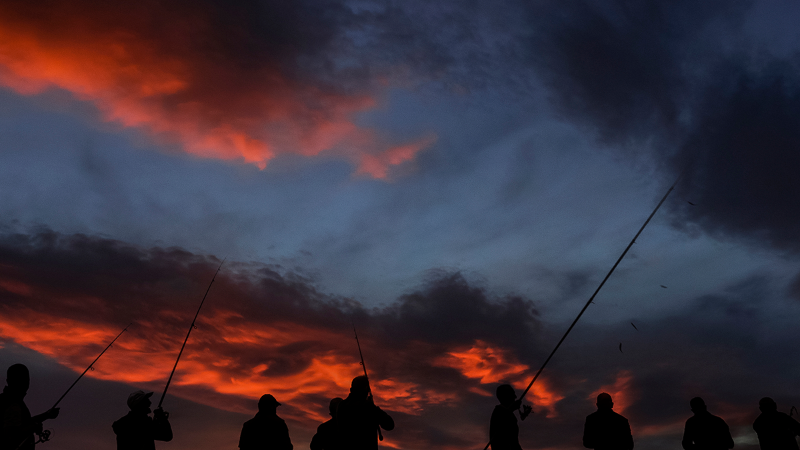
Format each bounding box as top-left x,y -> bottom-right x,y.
2,362 -> 800,450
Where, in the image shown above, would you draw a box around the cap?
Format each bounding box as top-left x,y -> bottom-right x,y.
351,376 -> 369,391
259,394 -> 281,407
127,390 -> 154,409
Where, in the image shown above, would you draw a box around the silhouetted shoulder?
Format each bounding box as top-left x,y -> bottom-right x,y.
753,411 -> 800,450
584,409 -> 633,450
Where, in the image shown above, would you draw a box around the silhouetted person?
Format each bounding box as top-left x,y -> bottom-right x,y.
681,397 -> 734,450
310,397 -> 343,450
0,364 -> 59,450
336,376 -> 394,450
112,390 -> 172,450
753,397 -> 800,450
239,394 -> 292,450
583,392 -> 634,450
490,384 -> 532,450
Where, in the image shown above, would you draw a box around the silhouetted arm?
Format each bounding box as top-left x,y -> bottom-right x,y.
625,418 -> 634,450
790,415 -> 800,438
375,406 -> 394,431
309,425 -> 323,450
582,417 -> 595,449
722,420 -> 734,449
238,422 -> 250,450
681,420 -> 695,450
31,407 -> 59,424
152,410 -> 173,442
279,419 -> 293,450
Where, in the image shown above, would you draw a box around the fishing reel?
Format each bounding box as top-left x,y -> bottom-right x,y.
154,407 -> 169,420
34,429 -> 52,444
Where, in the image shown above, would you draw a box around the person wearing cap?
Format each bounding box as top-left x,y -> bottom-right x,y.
112,390 -> 172,450
336,376 -> 394,450
681,397 -> 733,450
238,394 -> 293,450
490,384 -> 532,450
583,393 -> 634,450
0,364 -> 60,450
310,397 -> 343,450
753,397 -> 800,450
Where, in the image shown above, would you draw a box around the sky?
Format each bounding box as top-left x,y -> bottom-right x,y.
1,0 -> 800,449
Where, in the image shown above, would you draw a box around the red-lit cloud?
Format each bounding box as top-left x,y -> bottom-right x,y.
434,339 -> 529,384
0,1 -> 434,177
434,339 -> 563,417
1,229 -> 786,449
589,370 -> 635,415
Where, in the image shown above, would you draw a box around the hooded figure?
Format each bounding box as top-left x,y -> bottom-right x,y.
753,397 -> 800,450
583,393 -> 634,450
0,364 -> 59,450
310,397 -> 343,450
681,397 -> 733,450
336,376 -> 394,450
239,394 -> 293,450
112,390 -> 172,450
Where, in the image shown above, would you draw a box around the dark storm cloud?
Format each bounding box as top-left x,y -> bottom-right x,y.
0,0 -> 442,175
528,0 -> 749,142
374,271 -> 541,347
2,231 -> 799,448
519,0 -> 800,252
520,274 -> 800,449
669,60 -> 800,251
0,229 -> 546,448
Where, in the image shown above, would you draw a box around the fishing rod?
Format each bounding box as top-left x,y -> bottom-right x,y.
482,175 -> 681,450
157,258 -> 225,410
53,323 -> 132,409
353,324 -> 384,442
29,323 -> 132,446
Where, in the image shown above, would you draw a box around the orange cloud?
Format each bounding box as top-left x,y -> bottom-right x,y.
0,2 -> 434,177
434,339 -> 529,384
433,340 -> 563,417
0,277 -> 33,296
0,302 -> 462,427
589,370 -> 635,415
373,378 -> 458,415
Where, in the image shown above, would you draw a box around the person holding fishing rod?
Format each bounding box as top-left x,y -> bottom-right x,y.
0,364 -> 59,450
113,260 -> 223,450
337,326 -> 394,450
112,390 -> 172,450
1,324 -> 129,449
482,175 -> 683,450
337,376 -> 394,450
489,384 -> 532,450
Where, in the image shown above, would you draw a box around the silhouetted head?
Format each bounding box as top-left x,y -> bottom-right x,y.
496,384 -> 517,405
329,397 -> 343,417
258,394 -> 281,413
690,397 -> 707,414
759,397 -> 777,413
127,390 -> 153,413
6,364 -> 30,393
350,376 -> 370,397
596,393 -> 613,410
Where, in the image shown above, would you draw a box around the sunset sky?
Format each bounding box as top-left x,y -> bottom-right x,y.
2,0 -> 800,449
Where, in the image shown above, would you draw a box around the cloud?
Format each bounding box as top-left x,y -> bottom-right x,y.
0,229 -> 549,449
2,229 -> 800,449
523,0 -> 800,252
0,0 -> 435,177
668,60 -> 800,251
